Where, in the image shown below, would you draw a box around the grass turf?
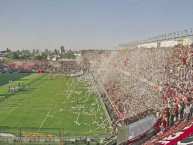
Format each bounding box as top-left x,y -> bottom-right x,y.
0,73 -> 111,136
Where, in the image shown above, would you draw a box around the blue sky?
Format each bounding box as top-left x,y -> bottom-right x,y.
0,0 -> 193,51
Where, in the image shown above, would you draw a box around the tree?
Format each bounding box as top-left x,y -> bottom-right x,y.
41,52 -> 47,60
64,50 -> 75,59
34,55 -> 43,60
12,52 -> 20,59
34,53 -> 47,60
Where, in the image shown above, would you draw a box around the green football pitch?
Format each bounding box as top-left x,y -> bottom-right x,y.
0,73 -> 111,136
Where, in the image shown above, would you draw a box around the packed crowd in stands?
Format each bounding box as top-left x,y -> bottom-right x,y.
153,43 -> 193,134
154,97 -> 193,134
88,44 -> 193,132
6,60 -> 57,72
91,48 -> 167,126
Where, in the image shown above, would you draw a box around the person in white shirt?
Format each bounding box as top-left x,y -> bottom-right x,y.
184,104 -> 191,122
156,109 -> 160,119
190,102 -> 193,117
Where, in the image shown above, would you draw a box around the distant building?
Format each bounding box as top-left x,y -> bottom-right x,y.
54,49 -> 59,54
60,46 -> 65,54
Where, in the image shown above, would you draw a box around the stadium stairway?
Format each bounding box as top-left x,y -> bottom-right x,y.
143,117 -> 193,145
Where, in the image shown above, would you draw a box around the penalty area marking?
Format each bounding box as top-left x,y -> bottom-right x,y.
38,108 -> 52,132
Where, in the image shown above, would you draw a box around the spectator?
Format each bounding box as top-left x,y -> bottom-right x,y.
154,119 -> 160,134
160,118 -> 167,133
184,103 -> 191,122
169,109 -> 175,127
190,102 -> 193,117
156,109 -> 160,119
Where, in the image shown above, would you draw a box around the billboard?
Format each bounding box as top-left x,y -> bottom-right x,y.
182,38 -> 193,46
183,39 -> 189,46
138,43 -> 157,48
160,40 -> 177,47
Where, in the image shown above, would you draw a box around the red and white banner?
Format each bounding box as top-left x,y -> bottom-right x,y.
159,123 -> 193,145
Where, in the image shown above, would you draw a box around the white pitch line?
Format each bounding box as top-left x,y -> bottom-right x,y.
0,106 -> 50,110
38,108 -> 52,132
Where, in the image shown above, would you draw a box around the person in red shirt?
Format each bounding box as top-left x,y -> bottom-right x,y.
154,119 -> 160,134
160,118 -> 167,133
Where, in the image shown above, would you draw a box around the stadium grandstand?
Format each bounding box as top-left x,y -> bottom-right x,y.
119,29 -> 193,49
1,29 -> 193,145
81,29 -> 193,144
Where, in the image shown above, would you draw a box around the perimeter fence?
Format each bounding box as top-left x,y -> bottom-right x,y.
0,127 -> 114,145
